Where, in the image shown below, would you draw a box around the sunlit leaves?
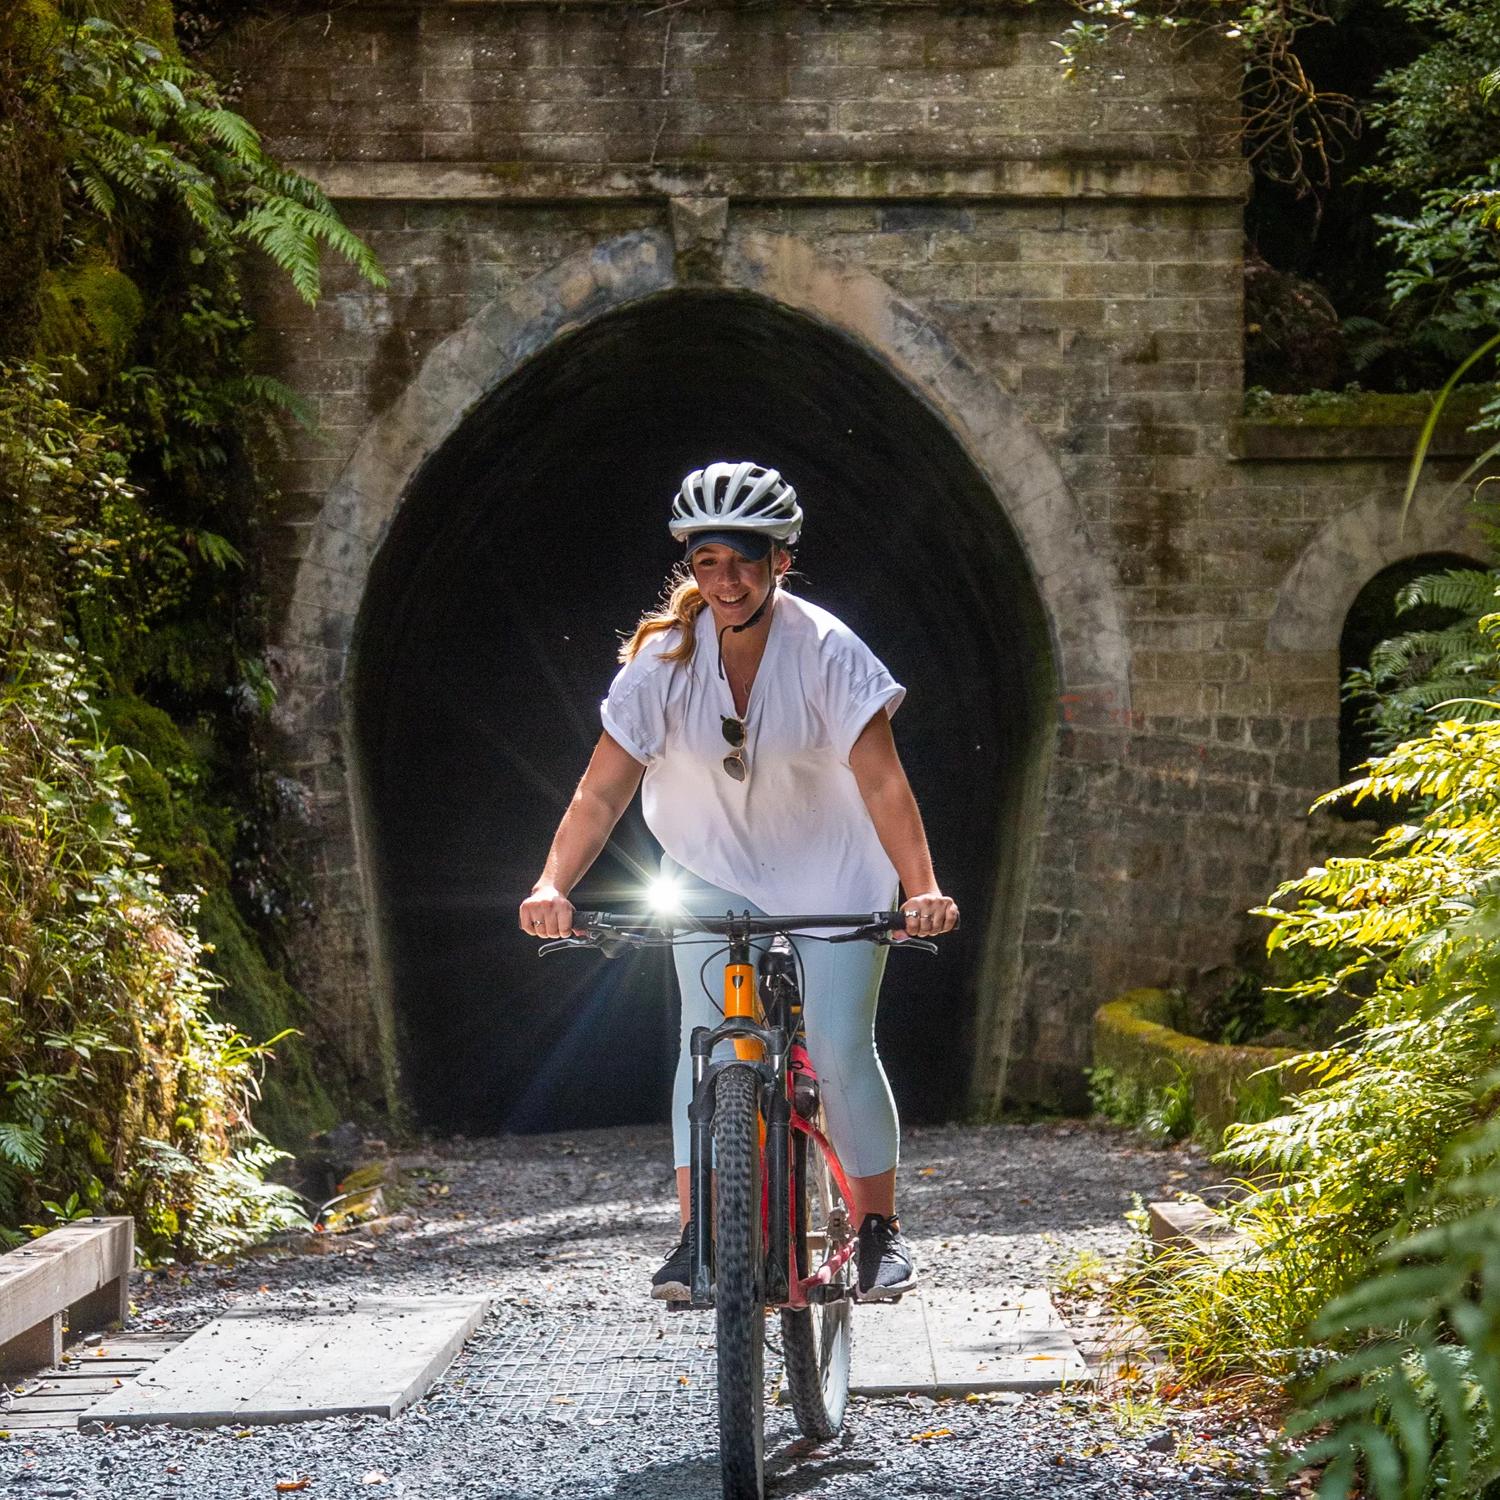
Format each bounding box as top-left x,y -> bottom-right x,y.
51,16 -> 384,304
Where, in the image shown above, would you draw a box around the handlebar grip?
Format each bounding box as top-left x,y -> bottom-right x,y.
881,909 -> 961,931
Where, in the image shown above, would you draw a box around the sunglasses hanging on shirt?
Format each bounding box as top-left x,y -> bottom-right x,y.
720,715 -> 747,782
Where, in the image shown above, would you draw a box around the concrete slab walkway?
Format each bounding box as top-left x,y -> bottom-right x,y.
850,1287 -> 1090,1396
82,1296 -> 488,1429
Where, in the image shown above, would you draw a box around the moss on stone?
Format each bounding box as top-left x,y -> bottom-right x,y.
1242,384 -> 1500,429
1093,987 -> 1308,1146
0,0 -> 65,351
194,887 -> 339,1149
34,253 -> 145,399
96,693 -> 340,1148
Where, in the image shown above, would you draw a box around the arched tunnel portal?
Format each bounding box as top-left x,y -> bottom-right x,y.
351,288 -> 1057,1135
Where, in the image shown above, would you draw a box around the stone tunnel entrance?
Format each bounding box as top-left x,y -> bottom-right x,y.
350,288 -> 1057,1134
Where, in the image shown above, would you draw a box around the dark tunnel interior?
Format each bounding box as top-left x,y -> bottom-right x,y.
350,290 -> 1057,1135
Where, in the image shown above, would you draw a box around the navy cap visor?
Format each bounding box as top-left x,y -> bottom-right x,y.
682,529 -> 774,561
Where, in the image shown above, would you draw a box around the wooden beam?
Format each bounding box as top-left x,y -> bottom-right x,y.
1148,1200 -> 1249,1261
0,1218 -> 133,1379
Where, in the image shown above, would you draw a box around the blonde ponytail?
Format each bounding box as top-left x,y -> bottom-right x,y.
620,564 -> 707,665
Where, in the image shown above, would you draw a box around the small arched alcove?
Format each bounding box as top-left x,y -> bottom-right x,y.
1336,551 -> 1488,794
350,288 -> 1057,1134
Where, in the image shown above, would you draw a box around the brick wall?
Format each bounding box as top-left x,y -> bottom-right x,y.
229,3 -> 1231,165
226,1 -> 1485,1115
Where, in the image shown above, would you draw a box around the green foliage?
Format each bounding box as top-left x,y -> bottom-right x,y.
1088,1062 -> 1197,1144
0,361 -> 312,1254
34,252 -> 144,399
1050,1 -> 1500,394
1118,632 -> 1500,1487
1285,1116 -> 1500,1499
50,11 -> 384,304
1346,567 -> 1500,756
1093,987 -> 1310,1149
1365,1 -> 1500,195
0,0 -> 384,1252
0,634 -> 307,1257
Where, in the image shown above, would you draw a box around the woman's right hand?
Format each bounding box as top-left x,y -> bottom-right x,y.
520,885 -> 576,940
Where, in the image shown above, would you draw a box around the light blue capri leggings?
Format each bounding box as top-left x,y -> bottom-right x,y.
665,858 -> 901,1178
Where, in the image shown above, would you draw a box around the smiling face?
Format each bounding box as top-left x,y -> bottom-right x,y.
688,542 -> 790,632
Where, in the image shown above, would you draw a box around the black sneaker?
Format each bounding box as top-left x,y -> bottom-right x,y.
856,1212 -> 919,1301
651,1221 -> 693,1301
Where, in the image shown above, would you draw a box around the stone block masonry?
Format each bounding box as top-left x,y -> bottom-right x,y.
227,0 -> 1491,1118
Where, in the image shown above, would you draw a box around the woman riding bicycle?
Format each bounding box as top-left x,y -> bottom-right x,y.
519,461 -> 959,1303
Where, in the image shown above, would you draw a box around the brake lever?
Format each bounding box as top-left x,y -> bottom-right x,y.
538,937 -> 595,957
884,936 -> 938,954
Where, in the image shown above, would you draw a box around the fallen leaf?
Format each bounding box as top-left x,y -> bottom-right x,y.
909,1428 -> 953,1443
678,1375 -> 691,1386
275,1480 -> 311,1493
360,1472 -> 388,1486
235,1429 -> 254,1438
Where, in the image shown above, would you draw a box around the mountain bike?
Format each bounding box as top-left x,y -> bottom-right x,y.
540,907 -> 940,1500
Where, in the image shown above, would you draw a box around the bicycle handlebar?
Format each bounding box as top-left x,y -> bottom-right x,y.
571,910 -> 908,935
537,909 -> 953,959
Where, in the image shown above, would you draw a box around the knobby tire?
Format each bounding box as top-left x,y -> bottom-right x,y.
713,1063 -> 766,1500
780,1121 -> 853,1439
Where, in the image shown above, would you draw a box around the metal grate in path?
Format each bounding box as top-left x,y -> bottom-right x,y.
428,1307 -> 781,1422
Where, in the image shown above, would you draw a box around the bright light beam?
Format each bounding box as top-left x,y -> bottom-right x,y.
646,873 -> 683,914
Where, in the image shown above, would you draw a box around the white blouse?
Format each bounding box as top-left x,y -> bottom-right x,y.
601,591 -> 905,916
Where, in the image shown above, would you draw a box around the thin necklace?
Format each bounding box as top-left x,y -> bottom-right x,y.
716,587 -> 775,706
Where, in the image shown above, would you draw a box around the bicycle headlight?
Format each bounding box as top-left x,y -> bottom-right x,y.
646,874 -> 683,914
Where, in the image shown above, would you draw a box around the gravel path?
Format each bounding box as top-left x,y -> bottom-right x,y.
0,1122 -> 1285,1499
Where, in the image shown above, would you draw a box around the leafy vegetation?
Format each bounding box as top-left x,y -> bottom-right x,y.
1088,1063 -> 1198,1144
1346,564 -> 1500,755
1113,541 -> 1500,1493
1054,1 -> 1500,398
0,1 -> 381,1254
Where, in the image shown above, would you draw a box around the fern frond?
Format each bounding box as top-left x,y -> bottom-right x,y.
230,374 -> 316,429
0,1122 -> 45,1173
189,106 -> 263,159
1396,568 -> 1500,617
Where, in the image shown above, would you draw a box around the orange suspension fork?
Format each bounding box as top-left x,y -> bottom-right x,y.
723,955 -> 768,1155
724,960 -> 763,1061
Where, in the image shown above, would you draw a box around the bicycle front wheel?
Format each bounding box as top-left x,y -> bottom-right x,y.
781,1120 -> 853,1438
713,1063 -> 766,1500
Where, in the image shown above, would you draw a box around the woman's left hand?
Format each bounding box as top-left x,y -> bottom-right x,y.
899,892 -> 959,938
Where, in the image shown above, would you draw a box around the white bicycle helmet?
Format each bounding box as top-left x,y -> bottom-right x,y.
669,462 -> 802,546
